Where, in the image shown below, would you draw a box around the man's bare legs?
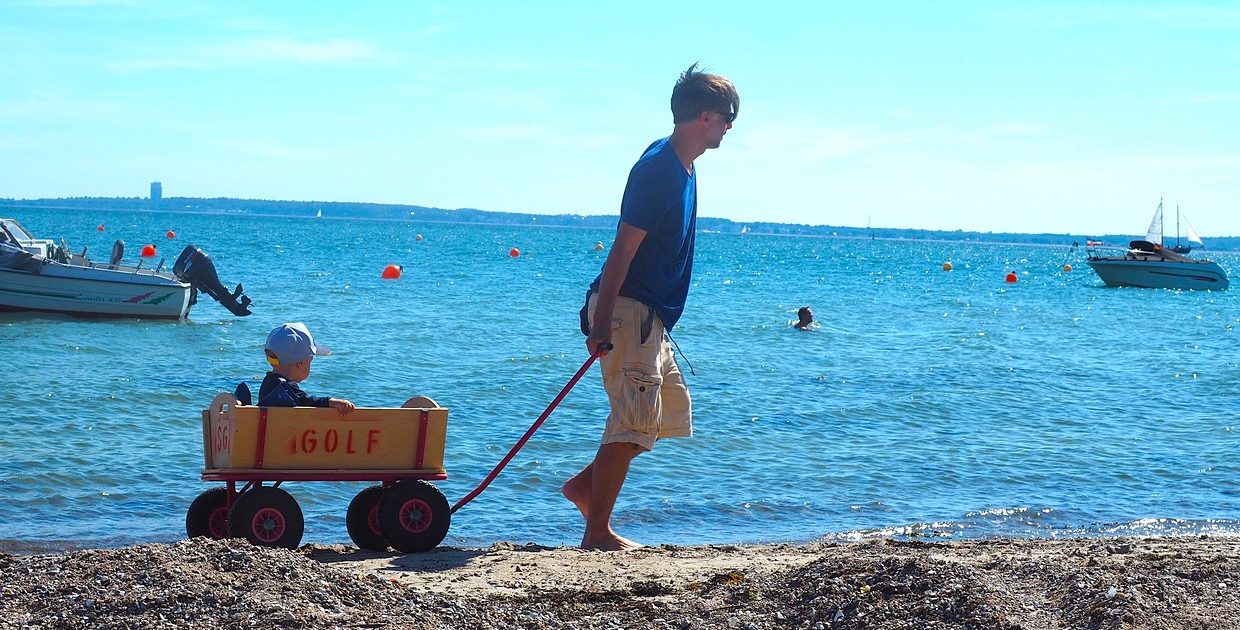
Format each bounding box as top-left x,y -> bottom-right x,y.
561,442 -> 644,550
561,463 -> 594,518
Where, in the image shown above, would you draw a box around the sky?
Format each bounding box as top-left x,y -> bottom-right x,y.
2,1 -> 1239,236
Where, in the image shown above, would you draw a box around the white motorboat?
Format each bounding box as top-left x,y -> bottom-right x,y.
1085,199 -> 1228,291
0,218 -> 253,319
1085,240 -> 1229,290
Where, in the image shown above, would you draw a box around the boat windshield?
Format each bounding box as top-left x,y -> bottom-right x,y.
0,219 -> 35,244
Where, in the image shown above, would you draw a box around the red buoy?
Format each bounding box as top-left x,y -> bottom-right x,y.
1005,271 -> 1018,283
509,247 -> 520,258
96,225 -> 105,232
141,244 -> 156,257
381,264 -> 402,280
166,230 -> 175,239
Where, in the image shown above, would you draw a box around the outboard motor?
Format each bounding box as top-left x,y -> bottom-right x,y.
173,245 -> 253,316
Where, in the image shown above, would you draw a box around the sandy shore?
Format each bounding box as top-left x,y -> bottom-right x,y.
3,536 -> 1240,629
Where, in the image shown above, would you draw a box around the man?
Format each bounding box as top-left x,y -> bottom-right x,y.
794,306 -> 814,330
562,63 -> 739,551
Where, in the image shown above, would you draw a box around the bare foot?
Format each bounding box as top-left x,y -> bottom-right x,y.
581,530 -> 644,551
560,476 -> 590,519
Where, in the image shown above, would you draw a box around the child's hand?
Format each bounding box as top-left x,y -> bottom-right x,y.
329,398 -> 356,414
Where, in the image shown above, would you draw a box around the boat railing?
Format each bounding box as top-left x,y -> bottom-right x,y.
83,259 -> 175,277
1085,243 -> 1129,260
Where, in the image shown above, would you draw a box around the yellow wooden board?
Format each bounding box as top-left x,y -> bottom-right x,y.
202,393 -> 448,473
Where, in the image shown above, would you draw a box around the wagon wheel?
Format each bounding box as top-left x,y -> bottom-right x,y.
227,486 -> 304,549
186,487 -> 230,540
377,480 -> 450,553
346,485 -> 390,551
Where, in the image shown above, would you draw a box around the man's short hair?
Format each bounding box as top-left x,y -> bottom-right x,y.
671,62 -> 739,124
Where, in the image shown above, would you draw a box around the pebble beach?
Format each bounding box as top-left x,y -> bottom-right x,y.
4,535 -> 1240,629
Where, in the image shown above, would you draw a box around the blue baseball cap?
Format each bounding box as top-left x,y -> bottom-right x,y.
265,322 -> 331,367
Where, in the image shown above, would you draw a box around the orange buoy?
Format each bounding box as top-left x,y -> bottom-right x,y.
594,241 -> 604,251
415,234 -> 423,241
942,261 -> 953,271
140,244 -> 156,257
1062,264 -> 1072,273
96,225 -> 105,232
1005,271 -> 1018,283
381,264 -> 402,280
509,247 -> 520,258
166,230 -> 176,239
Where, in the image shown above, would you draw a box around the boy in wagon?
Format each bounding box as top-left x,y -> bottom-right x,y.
259,322 -> 356,414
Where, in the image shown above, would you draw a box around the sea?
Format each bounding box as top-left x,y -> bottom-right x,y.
2,207 -> 1238,553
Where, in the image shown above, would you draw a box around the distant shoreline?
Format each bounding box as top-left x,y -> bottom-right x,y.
3,196 -> 1238,251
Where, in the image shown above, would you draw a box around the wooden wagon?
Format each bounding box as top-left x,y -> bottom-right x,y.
185,393 -> 450,553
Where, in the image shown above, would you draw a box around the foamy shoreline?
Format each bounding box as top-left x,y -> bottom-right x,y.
3,536 -> 1240,628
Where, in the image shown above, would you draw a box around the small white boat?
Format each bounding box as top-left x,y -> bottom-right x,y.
0,218 -> 253,319
1084,199 -> 1228,291
1085,240 -> 1229,290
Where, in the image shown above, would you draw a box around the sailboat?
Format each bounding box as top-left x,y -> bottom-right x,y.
315,209 -> 323,219
1144,198 -> 1203,254
1084,198 -> 1228,290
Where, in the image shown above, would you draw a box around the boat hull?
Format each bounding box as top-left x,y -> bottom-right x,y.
1085,258 -> 1229,291
0,264 -> 193,319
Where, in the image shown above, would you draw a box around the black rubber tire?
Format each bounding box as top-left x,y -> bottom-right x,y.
227,486 -> 304,549
346,485 -> 390,551
377,480 -> 450,553
186,487 -> 230,539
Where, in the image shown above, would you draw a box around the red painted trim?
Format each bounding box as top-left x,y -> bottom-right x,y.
255,408 -> 268,469
415,410 -> 429,469
201,470 -> 447,483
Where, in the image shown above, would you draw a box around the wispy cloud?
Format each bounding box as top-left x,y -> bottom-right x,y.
112,37 -> 387,71
1123,153 -> 1240,171
1191,94 -> 1240,104
205,138 -> 322,161
0,93 -> 127,122
732,117 -> 1048,166
19,0 -> 141,6
735,122 -> 906,162
218,37 -> 384,64
988,122 -> 1048,135
458,125 -> 546,141
999,6 -> 1240,29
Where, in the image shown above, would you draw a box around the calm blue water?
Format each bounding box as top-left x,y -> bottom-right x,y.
2,207 -> 1238,552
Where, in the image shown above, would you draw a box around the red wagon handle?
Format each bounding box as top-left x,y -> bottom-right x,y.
450,343 -> 611,514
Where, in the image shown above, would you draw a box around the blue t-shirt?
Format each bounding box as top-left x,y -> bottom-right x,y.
590,137 -> 697,330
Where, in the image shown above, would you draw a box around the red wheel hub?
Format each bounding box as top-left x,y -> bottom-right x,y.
368,505 -> 382,535
251,507 -> 286,543
399,499 -> 432,533
208,507 -> 229,539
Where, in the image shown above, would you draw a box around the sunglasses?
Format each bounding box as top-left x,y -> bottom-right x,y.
716,110 -> 737,124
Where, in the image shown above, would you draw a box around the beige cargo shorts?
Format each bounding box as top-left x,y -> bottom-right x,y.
588,293 -> 692,451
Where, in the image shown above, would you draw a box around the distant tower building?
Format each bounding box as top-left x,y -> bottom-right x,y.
150,181 -> 162,206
